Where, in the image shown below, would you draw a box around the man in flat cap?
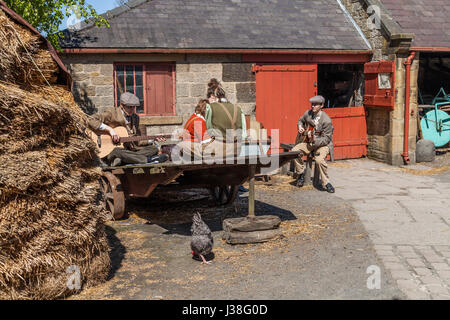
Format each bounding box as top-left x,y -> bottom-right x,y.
292,95 -> 335,193
87,92 -> 168,166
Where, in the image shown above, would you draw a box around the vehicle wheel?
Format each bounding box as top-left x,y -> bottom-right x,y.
100,172 -> 126,220
209,185 -> 239,206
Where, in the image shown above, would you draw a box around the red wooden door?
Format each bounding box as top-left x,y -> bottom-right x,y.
364,61 -> 396,110
325,106 -> 368,160
254,64 -> 318,153
145,64 -> 175,115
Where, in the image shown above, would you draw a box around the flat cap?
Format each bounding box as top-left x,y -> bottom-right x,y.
309,95 -> 325,105
120,92 -> 140,106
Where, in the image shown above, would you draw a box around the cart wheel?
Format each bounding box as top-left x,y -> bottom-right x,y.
209,185 -> 239,206
100,172 -> 126,220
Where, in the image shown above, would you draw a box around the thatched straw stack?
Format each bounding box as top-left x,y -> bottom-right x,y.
0,6 -> 110,300
0,10 -> 59,86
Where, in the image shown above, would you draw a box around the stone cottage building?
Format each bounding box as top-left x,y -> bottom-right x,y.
59,0 -> 450,165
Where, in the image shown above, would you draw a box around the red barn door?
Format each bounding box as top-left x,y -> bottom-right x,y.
254,64 -> 317,153
326,107 -> 368,159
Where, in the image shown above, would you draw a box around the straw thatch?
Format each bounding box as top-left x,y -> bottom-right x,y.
0,10 -> 59,87
0,6 -> 110,300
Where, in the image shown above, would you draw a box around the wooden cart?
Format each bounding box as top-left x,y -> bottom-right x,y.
100,152 -> 300,219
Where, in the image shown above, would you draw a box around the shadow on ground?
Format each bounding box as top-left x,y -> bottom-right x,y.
105,226 -> 126,281
125,188 -> 297,236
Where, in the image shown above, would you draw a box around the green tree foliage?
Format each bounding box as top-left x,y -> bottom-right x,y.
4,0 -> 109,48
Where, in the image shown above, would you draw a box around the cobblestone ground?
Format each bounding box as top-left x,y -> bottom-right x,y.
329,156 -> 450,300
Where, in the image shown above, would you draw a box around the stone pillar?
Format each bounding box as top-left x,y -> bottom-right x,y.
389,53 -> 419,165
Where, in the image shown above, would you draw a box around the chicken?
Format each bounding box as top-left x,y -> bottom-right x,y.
190,212 -> 214,265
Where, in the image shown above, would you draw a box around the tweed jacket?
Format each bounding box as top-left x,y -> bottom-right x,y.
297,109 -> 333,149
87,106 -> 148,150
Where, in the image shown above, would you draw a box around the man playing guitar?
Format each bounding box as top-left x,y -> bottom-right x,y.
87,92 -> 169,167
292,95 -> 335,193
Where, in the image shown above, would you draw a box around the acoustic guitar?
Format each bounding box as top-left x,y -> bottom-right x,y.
295,123 -> 316,144
88,126 -> 179,158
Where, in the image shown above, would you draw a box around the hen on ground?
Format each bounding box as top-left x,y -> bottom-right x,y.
190,212 -> 214,265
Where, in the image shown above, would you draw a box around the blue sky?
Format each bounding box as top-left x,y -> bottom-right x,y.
59,0 -> 119,31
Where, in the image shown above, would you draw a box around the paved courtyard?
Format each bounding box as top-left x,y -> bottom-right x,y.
329,156 -> 450,300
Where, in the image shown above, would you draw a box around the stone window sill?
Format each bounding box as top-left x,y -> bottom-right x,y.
140,116 -> 183,126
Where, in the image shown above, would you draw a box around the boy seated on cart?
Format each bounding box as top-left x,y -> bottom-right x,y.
87,92 -> 169,167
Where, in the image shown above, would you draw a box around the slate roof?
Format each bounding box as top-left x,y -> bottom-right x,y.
380,0 -> 450,48
60,0 -> 370,50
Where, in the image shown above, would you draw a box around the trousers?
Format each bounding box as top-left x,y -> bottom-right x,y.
292,142 -> 330,187
173,139 -> 241,163
106,144 -> 159,165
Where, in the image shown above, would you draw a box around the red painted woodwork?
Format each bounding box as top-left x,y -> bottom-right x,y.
244,53 -> 371,64
255,64 -> 368,159
114,63 -> 175,116
64,48 -> 372,55
325,106 -> 368,160
254,64 -> 318,153
364,60 -> 396,109
145,64 -> 175,115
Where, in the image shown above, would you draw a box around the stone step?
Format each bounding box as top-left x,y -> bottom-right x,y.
223,228 -> 282,245
223,216 -> 281,233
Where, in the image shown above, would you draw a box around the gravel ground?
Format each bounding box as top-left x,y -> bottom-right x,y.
69,174 -> 404,300
424,148 -> 450,168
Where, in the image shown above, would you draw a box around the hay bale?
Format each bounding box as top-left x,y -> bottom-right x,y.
0,6 -> 110,300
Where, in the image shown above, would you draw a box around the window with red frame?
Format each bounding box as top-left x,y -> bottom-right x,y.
114,63 -> 175,116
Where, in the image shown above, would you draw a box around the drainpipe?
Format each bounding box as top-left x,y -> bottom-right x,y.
402,51 -> 416,164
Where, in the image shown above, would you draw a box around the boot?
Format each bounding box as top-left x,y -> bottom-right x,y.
296,172 -> 305,187
147,154 -> 169,164
111,158 -> 122,167
99,158 -> 109,168
325,183 -> 335,193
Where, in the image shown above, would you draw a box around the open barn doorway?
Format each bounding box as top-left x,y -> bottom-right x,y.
418,52 -> 450,106
317,64 -> 364,108
316,64 -> 368,159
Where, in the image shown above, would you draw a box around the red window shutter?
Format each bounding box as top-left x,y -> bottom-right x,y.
364,61 -> 396,109
145,64 -> 174,115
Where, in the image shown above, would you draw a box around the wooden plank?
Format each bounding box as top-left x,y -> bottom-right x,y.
104,152 -> 301,172
248,165 -> 256,217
